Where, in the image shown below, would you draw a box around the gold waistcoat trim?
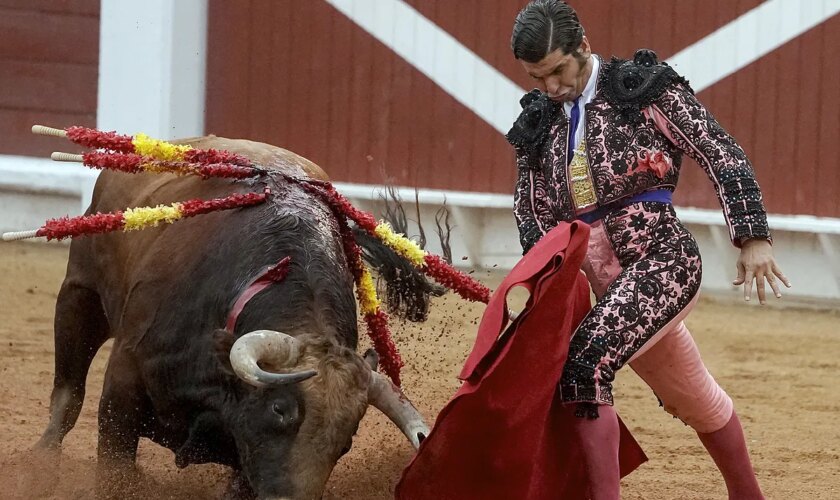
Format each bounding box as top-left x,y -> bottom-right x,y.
569,138 -> 597,210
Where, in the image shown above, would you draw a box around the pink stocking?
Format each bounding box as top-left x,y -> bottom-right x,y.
697,411 -> 764,499
566,404 -> 621,500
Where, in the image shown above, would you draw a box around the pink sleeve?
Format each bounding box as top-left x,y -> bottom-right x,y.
648,84 -> 771,246
513,150 -> 556,253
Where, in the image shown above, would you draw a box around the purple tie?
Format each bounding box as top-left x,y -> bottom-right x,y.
567,98 -> 581,164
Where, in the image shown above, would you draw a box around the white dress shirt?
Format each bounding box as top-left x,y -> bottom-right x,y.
564,55 -> 601,152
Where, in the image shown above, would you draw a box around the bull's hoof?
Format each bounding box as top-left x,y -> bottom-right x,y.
33,433 -> 62,452
222,472 -> 257,500
7,447 -> 61,499
95,461 -> 142,499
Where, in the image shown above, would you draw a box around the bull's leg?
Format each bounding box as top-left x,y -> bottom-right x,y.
36,282 -> 110,450
96,346 -> 146,498
223,471 -> 257,500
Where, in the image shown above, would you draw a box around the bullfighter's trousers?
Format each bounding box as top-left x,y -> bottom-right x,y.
558,202 -> 733,433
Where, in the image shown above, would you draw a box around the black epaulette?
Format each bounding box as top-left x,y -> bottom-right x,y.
602,49 -> 692,125
505,89 -> 560,158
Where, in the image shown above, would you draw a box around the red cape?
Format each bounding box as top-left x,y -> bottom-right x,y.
396,222 -> 646,500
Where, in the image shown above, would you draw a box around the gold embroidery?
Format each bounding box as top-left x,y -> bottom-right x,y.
569,138 -> 597,209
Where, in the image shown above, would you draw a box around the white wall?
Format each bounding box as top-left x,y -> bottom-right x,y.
340,184 -> 840,303
2,162 -> 839,302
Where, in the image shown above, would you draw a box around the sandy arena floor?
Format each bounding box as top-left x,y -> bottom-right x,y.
0,241 -> 838,499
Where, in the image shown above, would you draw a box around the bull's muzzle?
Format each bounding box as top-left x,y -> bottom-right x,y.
229,330 -> 317,387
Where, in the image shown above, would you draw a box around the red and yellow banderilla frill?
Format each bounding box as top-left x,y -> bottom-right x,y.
12,192 -> 266,242
32,125 -> 253,167
11,125 -> 496,386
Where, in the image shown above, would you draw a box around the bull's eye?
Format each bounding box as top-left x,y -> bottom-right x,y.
270,397 -> 301,429
272,403 -> 286,424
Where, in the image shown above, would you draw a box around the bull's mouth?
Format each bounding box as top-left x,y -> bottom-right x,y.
226,471 -> 300,500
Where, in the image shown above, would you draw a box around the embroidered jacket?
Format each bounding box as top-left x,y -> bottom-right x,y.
509,50 -> 771,253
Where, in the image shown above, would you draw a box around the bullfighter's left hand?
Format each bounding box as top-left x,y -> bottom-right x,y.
733,239 -> 791,304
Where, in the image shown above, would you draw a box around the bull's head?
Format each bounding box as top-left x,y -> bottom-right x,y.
202,330 -> 427,499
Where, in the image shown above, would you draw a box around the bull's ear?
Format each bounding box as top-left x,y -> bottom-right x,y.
213,329 -> 236,375
362,348 -> 379,371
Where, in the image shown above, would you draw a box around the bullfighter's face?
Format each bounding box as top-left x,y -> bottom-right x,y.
521,37 -> 593,103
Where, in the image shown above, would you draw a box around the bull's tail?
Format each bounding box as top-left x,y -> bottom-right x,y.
352,226 -> 445,323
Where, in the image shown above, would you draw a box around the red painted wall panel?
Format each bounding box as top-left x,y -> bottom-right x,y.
817,18 -> 840,217
205,0 -> 840,217
0,2 -> 99,157
206,0 -> 514,193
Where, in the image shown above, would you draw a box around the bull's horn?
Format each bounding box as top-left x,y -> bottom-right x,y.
229,330 -> 317,387
368,371 -> 430,449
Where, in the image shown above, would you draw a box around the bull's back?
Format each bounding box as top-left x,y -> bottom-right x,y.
70,136 -> 332,338
173,135 -> 329,181
83,134 -> 329,279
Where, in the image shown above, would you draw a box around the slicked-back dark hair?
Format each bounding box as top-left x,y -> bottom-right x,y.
511,0 -> 584,63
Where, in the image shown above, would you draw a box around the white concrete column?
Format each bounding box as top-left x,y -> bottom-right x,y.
0,0 -> 210,228
97,0 -> 208,139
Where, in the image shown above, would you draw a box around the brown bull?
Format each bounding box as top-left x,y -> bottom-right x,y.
35,136 -> 432,499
